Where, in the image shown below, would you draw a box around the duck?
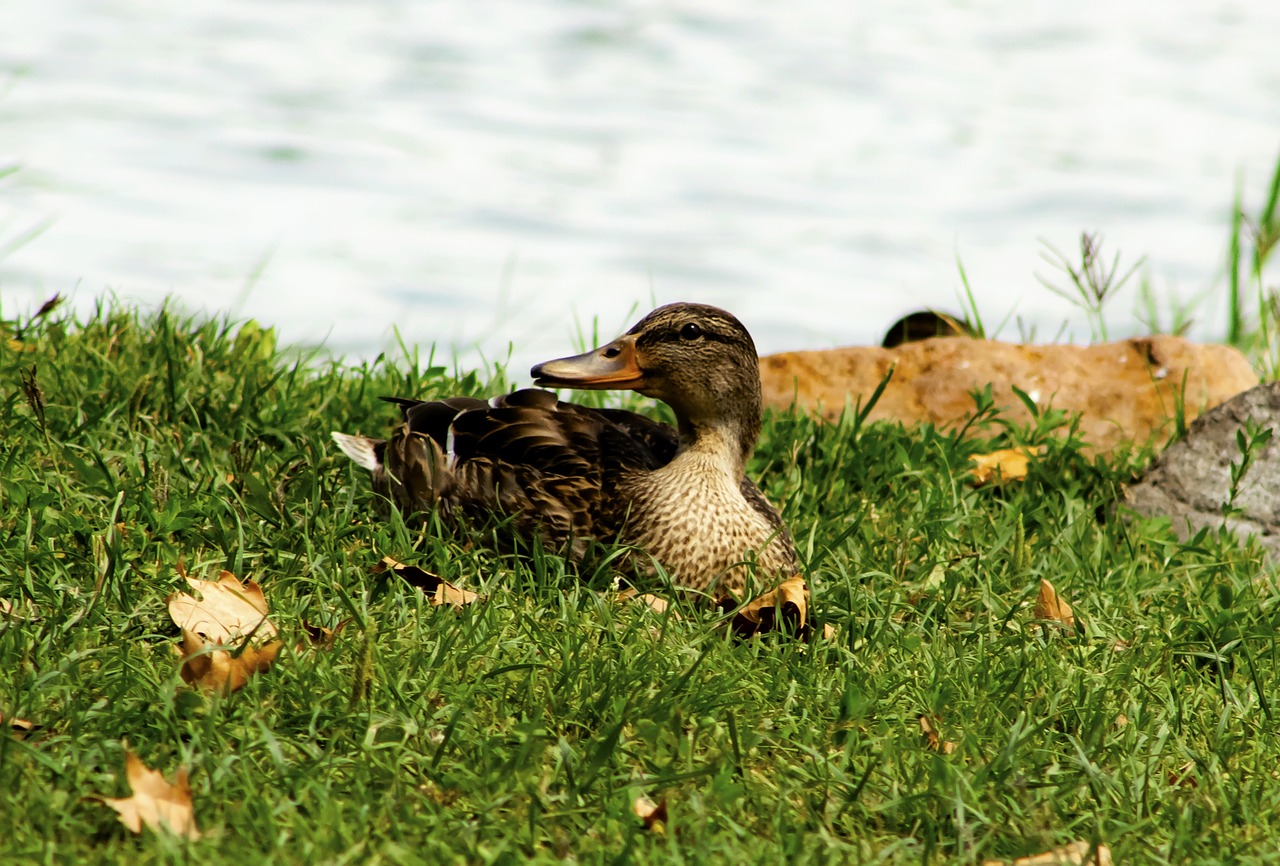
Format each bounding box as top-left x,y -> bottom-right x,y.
331,302 -> 797,596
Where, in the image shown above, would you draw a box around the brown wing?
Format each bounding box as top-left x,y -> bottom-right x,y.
337,389 -> 678,555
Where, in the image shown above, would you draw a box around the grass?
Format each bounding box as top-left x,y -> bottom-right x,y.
2,292 -> 1280,866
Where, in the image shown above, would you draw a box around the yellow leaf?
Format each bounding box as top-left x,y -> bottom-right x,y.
167,566 -> 278,644
728,575 -> 809,637
1034,578 -> 1077,632
969,447 -> 1040,486
982,841 -> 1110,866
374,556 -> 481,607
98,750 -> 201,839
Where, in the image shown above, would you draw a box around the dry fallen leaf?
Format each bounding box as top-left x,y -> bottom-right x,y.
632,795 -> 668,833
2,712 -> 38,739
1034,579 -> 1077,633
98,750 -> 201,840
614,587 -> 673,615
1168,760 -> 1197,788
0,597 -> 39,622
374,557 -> 481,607
177,629 -> 282,693
299,617 -> 352,651
728,575 -> 809,637
168,566 -> 280,693
918,715 -> 957,754
167,566 -> 278,644
969,447 -> 1041,486
982,841 -> 1110,866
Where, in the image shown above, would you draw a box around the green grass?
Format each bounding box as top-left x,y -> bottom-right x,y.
2,298 -> 1280,865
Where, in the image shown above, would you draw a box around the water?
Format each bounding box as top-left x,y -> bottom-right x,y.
2,0 -> 1278,379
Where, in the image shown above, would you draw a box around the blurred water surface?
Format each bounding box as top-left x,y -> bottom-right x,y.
1,0 -> 1278,375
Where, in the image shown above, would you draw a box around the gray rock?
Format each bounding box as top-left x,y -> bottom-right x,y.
1124,381 -> 1280,557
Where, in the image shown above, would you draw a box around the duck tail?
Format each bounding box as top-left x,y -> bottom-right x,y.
331,431 -> 384,472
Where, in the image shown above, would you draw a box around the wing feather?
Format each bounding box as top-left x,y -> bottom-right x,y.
335,388 -> 675,552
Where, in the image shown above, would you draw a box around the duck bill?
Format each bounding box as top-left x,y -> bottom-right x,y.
531,336 -> 646,390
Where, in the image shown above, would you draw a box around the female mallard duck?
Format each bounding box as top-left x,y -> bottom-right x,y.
332,302 -> 797,596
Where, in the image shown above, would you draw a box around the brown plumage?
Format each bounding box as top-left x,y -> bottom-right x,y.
332,302 -> 797,595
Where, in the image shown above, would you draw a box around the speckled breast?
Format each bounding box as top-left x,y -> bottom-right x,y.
623,458 -> 796,595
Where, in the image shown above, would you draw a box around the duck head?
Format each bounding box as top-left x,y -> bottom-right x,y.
531,303 -> 762,470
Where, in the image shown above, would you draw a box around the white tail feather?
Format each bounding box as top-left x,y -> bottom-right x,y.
331,432 -> 382,472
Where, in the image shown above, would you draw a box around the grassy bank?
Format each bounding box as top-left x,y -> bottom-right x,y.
2,298 -> 1279,865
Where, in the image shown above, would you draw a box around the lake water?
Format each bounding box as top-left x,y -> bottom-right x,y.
2,0 -> 1278,378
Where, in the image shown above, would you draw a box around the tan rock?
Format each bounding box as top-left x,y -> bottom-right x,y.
759,335 -> 1257,453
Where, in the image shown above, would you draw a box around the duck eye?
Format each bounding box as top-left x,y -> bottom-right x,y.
679,323 -> 702,341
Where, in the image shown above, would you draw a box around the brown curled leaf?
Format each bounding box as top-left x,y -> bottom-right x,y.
299,617 -> 352,651
727,575 -> 809,638
1034,578 -> 1077,633
178,629 -> 281,694
3,712 -> 38,739
373,557 -> 480,607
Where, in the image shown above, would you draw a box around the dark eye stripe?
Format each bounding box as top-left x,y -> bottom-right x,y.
635,326 -> 735,348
